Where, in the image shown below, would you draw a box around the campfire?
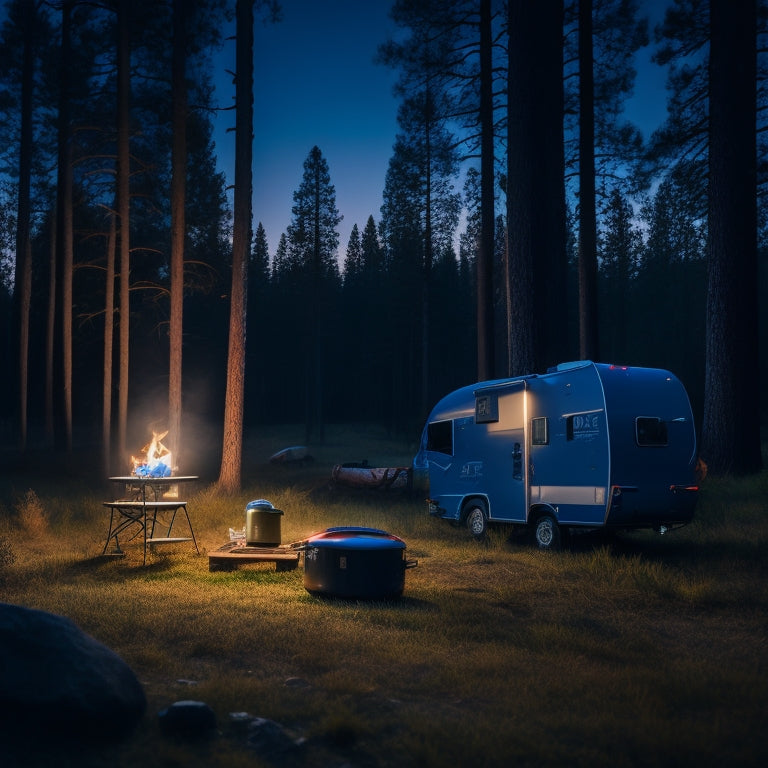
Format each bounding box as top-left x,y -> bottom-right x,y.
131,430 -> 173,478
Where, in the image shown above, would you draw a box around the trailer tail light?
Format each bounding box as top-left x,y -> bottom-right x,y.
670,485 -> 699,493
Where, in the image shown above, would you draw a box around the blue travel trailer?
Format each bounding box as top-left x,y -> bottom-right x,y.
415,361 -> 700,549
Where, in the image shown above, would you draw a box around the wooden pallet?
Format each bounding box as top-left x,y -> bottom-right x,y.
208,541 -> 300,572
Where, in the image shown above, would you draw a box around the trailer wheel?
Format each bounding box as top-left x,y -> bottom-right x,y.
533,513 -> 561,550
464,501 -> 488,540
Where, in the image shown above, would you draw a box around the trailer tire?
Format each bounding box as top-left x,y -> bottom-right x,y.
464,501 -> 488,540
533,513 -> 561,551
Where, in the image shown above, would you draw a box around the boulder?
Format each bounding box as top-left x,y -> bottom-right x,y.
0,602 -> 146,739
158,699 -> 216,738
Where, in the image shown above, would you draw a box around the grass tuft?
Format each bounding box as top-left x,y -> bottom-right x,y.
15,488 -> 49,537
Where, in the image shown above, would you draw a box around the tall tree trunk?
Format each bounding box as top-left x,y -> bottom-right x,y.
506,1 -> 539,376
477,0 -> 495,380
13,0 -> 34,451
218,0 -> 253,492
421,217 -> 431,415
53,0 -> 74,454
578,0 -> 599,361
116,0 -> 131,461
702,0 -> 762,475
421,108 -> 432,417
304,162 -> 320,445
169,0 -> 187,471
537,0 -> 568,370
102,212 -> 116,476
504,230 -> 512,376
45,211 -> 56,443
312,165 -> 324,443
506,0 -> 567,376
507,0 -> 566,376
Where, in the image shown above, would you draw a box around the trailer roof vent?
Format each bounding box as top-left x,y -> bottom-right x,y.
549,360 -> 591,373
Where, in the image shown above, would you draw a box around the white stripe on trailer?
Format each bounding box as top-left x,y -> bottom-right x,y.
530,485 -> 607,506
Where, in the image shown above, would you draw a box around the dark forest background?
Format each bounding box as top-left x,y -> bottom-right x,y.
0,0 -> 765,482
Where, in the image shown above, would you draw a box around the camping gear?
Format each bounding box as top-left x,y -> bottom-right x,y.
301,527 -> 417,599
245,499 -> 283,547
330,463 -> 411,491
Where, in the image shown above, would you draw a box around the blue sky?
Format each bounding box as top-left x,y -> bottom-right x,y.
214,0 -> 401,257
0,0 -> 673,261
214,0 -> 670,260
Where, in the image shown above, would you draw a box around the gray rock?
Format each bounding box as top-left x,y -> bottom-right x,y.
158,699 -> 216,737
0,602 -> 146,739
247,716 -> 304,759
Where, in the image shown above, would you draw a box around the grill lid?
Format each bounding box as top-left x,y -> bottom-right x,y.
307,526 -> 405,550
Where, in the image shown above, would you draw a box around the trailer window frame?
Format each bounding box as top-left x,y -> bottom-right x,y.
635,416 -> 668,447
427,419 -> 454,456
531,417 -> 549,445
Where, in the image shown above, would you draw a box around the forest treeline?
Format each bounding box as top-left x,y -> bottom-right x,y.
0,0 -> 764,482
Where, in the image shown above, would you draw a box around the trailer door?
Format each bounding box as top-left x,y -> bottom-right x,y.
475,381 -> 527,522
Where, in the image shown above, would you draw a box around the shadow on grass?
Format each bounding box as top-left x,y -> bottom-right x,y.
588,527 -> 767,568
303,593 -> 437,611
63,551 -> 186,581
491,521 -> 767,571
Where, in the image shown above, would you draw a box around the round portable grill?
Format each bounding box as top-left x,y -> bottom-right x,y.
301,526 -> 417,599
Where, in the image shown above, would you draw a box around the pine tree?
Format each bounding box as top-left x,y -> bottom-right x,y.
702,0 -> 762,475
382,92 -> 460,418
646,0 -> 709,208
251,222 -> 270,288
380,148 -> 424,430
168,0 -> 187,472
636,178 -> 706,397
342,223 -> 363,286
245,222 -> 271,424
218,0 -> 253,492
568,0 -> 648,362
652,0 -> 762,474
506,0 -> 568,375
358,216 -> 390,422
381,0 -> 502,383
53,0 -> 76,455
3,0 -> 47,451
598,188 -> 641,362
271,232 -> 288,282
286,146 -> 342,443
476,0 -> 496,380
361,215 -> 384,278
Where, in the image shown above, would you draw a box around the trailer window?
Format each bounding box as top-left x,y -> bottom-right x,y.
636,417 -> 668,446
531,417 -> 549,445
427,420 -> 453,455
475,393 -> 499,423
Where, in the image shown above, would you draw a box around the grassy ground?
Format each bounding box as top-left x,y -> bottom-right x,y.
1,425 -> 767,767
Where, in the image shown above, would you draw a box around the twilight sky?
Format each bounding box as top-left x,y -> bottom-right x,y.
214,0 -> 401,257
214,0 -> 668,261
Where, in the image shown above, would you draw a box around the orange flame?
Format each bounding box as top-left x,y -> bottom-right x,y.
131,430 -> 173,475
